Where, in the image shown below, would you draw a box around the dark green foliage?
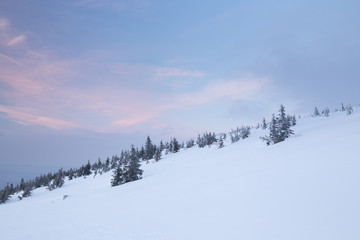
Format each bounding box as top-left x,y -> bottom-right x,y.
196,132 -> 217,147
47,169 -> 65,191
125,146 -> 143,182
323,108 -> 330,117
314,107 -> 320,116
346,105 -> 353,115
111,165 -> 124,187
218,137 -> 224,148
111,146 -> 143,187
262,118 -> 267,129
144,135 -> 156,160
170,138 -> 180,153
154,147 -> 162,162
186,139 -> 195,148
341,103 -> 346,111
230,126 -> 250,143
22,183 -> 33,198
262,105 -> 294,145
0,183 -> 11,204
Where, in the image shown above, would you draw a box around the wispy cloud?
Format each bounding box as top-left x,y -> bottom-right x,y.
0,52 -> 29,69
7,35 -> 26,46
175,77 -> 268,106
154,67 -> 206,78
0,52 -> 267,133
74,0 -> 149,11
0,105 -> 78,130
0,18 -> 9,29
0,18 -> 268,134
75,0 -> 125,9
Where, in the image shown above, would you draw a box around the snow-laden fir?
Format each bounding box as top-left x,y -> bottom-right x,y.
1,108 -> 359,240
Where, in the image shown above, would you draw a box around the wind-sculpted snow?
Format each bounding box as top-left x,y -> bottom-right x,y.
1,109 -> 360,239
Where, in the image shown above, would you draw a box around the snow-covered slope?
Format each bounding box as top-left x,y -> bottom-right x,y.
1,109 -> 360,240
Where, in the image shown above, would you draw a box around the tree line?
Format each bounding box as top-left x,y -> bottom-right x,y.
1,103 -> 355,204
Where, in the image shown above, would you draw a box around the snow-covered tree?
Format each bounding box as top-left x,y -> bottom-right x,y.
341,103 -> 346,111
154,147 -> 162,162
218,136 -> 224,148
262,105 -> 294,145
111,165 -> 124,187
314,107 -> 320,117
186,139 -> 195,148
346,105 -> 353,115
125,145 -> 143,182
144,135 -> 155,160
323,108 -> 330,117
170,138 -> 180,153
262,117 -> 267,129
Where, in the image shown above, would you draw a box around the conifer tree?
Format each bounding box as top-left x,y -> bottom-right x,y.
22,182 -> 33,198
154,147 -> 162,162
323,108 -> 330,117
314,107 -> 320,117
218,136 -> 224,148
186,139 -> 195,148
144,135 -> 155,160
261,105 -> 294,145
341,103 -> 346,111
83,161 -> 91,176
125,145 -> 143,182
262,117 -> 267,129
170,138 -> 180,153
111,165 -> 124,187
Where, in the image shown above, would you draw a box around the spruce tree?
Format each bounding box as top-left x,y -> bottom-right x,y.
341,103 -> 346,111
261,105 -> 294,145
154,147 -> 162,162
125,145 -> 143,182
144,135 -> 155,160
218,137 -> 224,148
171,138 -> 180,153
314,107 -> 320,117
83,161 -> 91,176
262,118 -> 267,129
111,165 -> 124,187
324,108 -> 330,117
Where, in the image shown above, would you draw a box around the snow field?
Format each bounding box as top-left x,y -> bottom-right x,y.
1,109 -> 359,240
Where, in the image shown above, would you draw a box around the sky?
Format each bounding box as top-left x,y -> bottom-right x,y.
1,0 -> 360,186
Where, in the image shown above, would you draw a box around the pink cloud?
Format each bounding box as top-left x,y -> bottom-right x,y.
0,105 -> 78,129
0,20 -> 268,134
7,35 -> 26,46
0,18 -> 9,29
0,53 -> 29,69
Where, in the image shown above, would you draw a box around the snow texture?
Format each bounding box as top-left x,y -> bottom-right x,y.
1,109 -> 360,240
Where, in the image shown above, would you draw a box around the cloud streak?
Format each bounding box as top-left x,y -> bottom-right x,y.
0,18 -> 268,134
0,105 -> 78,130
0,53 -> 268,133
0,18 -> 9,29
7,35 -> 26,46
175,77 -> 268,106
0,52 -> 29,69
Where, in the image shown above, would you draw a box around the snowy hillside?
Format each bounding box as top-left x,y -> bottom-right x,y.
1,109 -> 360,240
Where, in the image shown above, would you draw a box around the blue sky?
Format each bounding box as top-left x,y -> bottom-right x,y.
1,0 -> 359,185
